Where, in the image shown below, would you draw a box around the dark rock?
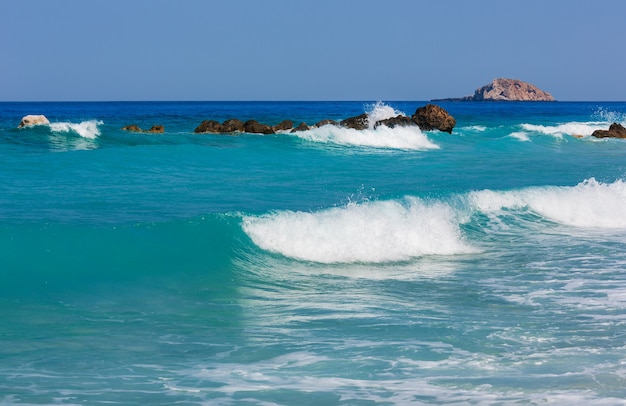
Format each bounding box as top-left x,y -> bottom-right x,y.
273,120 -> 294,132
244,120 -> 275,134
591,123 -> 626,139
374,115 -> 414,129
221,119 -> 245,133
195,120 -> 223,133
146,125 -> 164,133
122,124 -> 143,132
291,122 -> 310,133
340,114 -> 369,130
411,104 -> 456,133
314,119 -> 338,127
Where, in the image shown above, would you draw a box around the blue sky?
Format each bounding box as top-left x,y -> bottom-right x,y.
2,0 -> 624,101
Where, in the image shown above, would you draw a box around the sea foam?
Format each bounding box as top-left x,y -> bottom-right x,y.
469,178 -> 626,229
520,122 -> 608,138
292,125 -> 439,150
242,197 -> 475,263
49,120 -> 103,139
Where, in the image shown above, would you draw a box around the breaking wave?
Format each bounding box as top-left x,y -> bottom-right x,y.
469,178 -> 626,229
291,125 -> 439,150
243,178 -> 626,263
49,120 -> 103,139
242,197 -> 475,264
520,122 -> 608,139
290,102 -> 437,150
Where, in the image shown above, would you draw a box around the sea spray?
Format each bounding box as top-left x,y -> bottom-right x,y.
364,101 -> 406,129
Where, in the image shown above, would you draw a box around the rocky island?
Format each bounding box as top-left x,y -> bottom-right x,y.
434,78 -> 555,102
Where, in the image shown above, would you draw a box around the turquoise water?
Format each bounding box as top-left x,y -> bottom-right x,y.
1,101 -> 626,404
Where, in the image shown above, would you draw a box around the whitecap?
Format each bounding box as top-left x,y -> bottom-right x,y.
364,101 -> 406,129
291,125 -> 438,150
242,197 -> 476,264
469,178 -> 626,229
49,120 -> 103,139
521,122 -> 608,138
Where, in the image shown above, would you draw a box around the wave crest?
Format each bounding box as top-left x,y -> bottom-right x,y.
242,198 -> 475,264
292,125 -> 438,150
470,178 -> 626,228
520,122 -> 607,138
49,120 -> 103,139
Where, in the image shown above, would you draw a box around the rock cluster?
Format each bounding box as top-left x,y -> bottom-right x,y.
591,123 -> 626,139
122,124 -> 165,133
194,104 -> 456,135
18,115 -> 50,128
435,78 -> 555,102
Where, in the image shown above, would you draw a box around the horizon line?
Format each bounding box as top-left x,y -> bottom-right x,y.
2,99 -> 625,103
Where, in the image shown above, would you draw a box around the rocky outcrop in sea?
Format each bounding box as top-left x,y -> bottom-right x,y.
591,123 -> 626,139
434,78 -> 555,102
18,115 -> 50,128
194,104 -> 456,135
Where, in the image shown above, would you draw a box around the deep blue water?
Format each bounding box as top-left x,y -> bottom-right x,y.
1,101 -> 626,405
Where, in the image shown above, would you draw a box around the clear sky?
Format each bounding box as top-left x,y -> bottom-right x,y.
2,0 -> 624,101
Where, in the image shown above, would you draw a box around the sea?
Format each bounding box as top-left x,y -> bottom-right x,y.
1,100 -> 626,405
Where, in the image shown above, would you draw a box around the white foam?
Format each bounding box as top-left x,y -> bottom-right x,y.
521,122 -> 608,138
242,197 -> 476,264
470,178 -> 626,229
49,120 -> 103,139
291,125 -> 438,150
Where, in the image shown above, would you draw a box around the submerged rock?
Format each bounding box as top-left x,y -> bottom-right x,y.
18,115 -> 50,128
591,123 -> 626,139
411,104 -> 456,133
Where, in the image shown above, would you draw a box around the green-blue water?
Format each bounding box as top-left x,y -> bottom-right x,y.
1,101 -> 626,404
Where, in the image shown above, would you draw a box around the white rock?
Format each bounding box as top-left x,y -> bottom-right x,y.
18,115 -> 50,128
